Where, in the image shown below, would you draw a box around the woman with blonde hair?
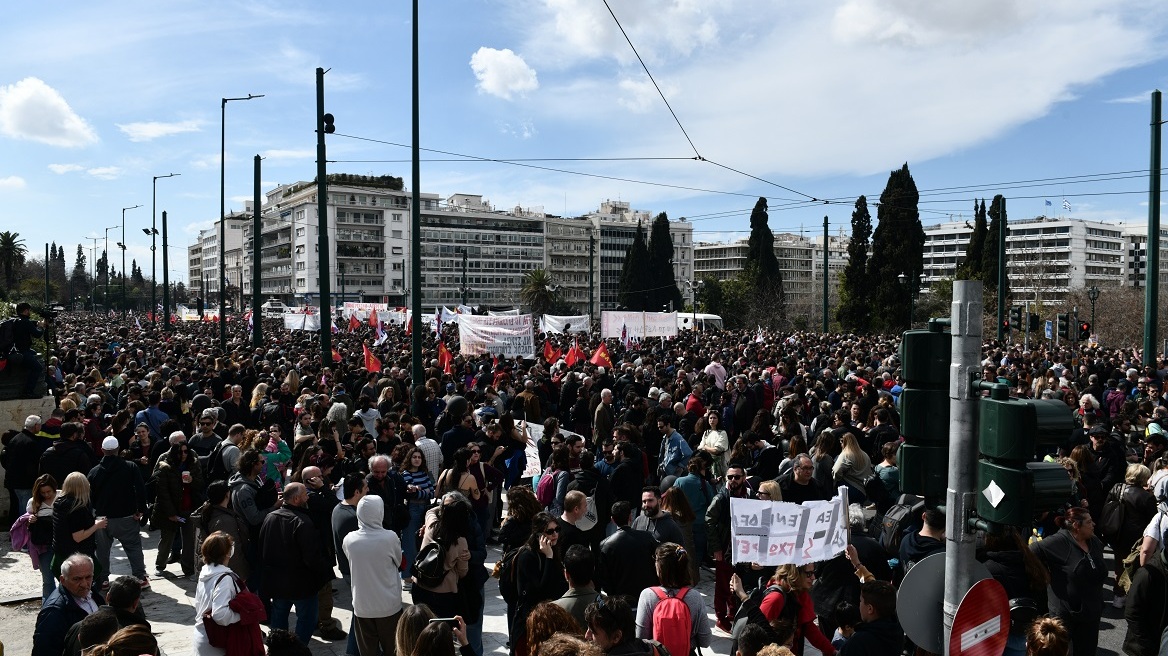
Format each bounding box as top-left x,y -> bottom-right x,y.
51,472 -> 107,577
832,432 -> 873,500
249,383 -> 269,411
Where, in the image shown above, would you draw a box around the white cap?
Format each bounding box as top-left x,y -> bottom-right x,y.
101,436 -> 120,451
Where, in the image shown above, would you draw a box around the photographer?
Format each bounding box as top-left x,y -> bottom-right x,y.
8,302 -> 46,398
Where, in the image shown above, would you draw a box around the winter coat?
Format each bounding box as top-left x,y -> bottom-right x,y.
151,456 -> 205,528
193,503 -> 251,578
1124,552 -> 1168,656
258,504 -> 333,599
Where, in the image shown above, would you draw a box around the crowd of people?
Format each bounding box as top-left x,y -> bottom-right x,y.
6,308 -> 1168,656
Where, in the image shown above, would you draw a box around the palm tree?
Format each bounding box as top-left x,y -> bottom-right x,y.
0,231 -> 27,293
520,268 -> 560,317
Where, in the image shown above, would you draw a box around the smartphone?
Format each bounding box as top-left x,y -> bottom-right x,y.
428,618 -> 459,626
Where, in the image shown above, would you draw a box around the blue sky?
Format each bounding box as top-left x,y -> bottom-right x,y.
2,0 -> 1166,284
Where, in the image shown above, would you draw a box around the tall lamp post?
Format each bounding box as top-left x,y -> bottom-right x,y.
118,205 -> 142,317
898,272 -> 921,330
102,224 -> 119,312
150,173 -> 180,325
339,263 -> 346,308
84,237 -> 100,311
221,93 -> 264,352
684,279 -> 703,330
1088,285 -> 1100,333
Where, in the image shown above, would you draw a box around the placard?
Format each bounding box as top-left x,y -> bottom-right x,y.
729,488 -> 849,566
601,311 -> 679,340
284,313 -> 322,331
540,315 -> 590,334
458,314 -> 535,358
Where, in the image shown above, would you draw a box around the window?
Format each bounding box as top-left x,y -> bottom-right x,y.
392,247 -> 404,255
393,213 -> 403,222
295,227 -> 305,237
391,230 -> 403,239
296,262 -> 305,271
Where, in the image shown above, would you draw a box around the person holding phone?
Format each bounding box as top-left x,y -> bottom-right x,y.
511,511 -> 569,656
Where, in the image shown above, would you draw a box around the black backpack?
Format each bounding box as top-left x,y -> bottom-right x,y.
879,495 -> 925,557
0,317 -> 17,357
204,439 -> 231,483
412,539 -> 449,589
491,546 -> 523,605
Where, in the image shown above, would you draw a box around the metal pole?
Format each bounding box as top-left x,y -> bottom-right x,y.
589,231 -> 596,321
461,249 -> 468,306
253,155 -> 262,348
1145,90 -> 1162,368
86,238 -> 99,312
943,279 -> 983,656
162,211 -> 171,330
44,244 -> 49,307
121,205 -> 140,317
316,68 -> 333,365
996,198 -> 1007,341
151,173 -> 179,325
1023,300 -> 1029,352
221,94 -> 263,353
822,215 -> 829,333
410,0 -> 424,386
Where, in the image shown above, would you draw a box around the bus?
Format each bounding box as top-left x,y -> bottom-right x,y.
678,313 -> 723,331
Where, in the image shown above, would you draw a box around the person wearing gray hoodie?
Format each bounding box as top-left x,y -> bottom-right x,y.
342,495 -> 403,656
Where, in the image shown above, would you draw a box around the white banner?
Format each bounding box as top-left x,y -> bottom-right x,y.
458,314 -> 535,358
284,313 -> 322,331
601,311 -> 679,340
729,488 -> 849,566
342,302 -> 389,319
540,315 -> 591,334
440,306 -> 461,324
488,308 -> 520,316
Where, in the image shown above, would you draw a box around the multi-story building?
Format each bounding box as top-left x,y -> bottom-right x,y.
245,176 -> 421,307
1118,223 -> 1168,288
544,215 -> 597,315
585,200 -> 694,311
692,233 -> 849,304
187,209 -> 248,306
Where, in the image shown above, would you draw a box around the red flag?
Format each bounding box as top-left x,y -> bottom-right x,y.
349,314 -> 360,332
437,340 -> 453,374
331,349 -> 342,363
405,311 -> 412,336
363,344 -> 382,373
589,342 -> 612,368
543,340 -> 555,364
565,338 -> 584,367
369,308 -> 379,328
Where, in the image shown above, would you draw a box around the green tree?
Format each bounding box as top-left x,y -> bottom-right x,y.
697,276 -> 725,317
957,199 -> 987,281
71,244 -> 88,301
646,212 -> 682,311
982,195 -> 1008,295
131,259 -> 145,289
741,197 -> 786,328
618,222 -> 651,310
868,163 -> 925,332
837,195 -> 873,332
519,268 -> 560,316
0,231 -> 27,294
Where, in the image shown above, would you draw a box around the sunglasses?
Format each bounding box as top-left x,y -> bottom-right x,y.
726,474 -> 744,480
469,449 -> 481,454
544,527 -> 560,535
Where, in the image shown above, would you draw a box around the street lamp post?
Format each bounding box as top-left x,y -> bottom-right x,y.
340,263 -> 346,308
102,224 -> 119,311
1088,285 -> 1100,333
119,205 -> 142,318
84,237 -> 100,311
684,279 -> 703,330
221,93 -> 264,352
898,272 -> 920,329
151,173 -> 180,325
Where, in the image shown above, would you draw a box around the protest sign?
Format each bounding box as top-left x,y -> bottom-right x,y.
284,313 -> 321,331
729,488 -> 849,566
458,314 -> 535,358
540,314 -> 590,334
601,311 -> 678,340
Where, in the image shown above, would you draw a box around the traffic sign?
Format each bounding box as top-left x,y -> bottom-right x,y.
896,552 -> 991,654
1044,320 -> 1052,339
950,578 -> 1010,656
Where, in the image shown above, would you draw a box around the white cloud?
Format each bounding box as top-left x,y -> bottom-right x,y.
190,154 -> 222,170
116,119 -> 202,142
0,77 -> 98,147
470,48 -> 539,100
500,119 -> 538,139
0,175 -> 26,191
48,163 -> 84,174
87,166 -> 122,180
261,148 -> 314,161
617,78 -> 674,113
1107,91 -> 1153,104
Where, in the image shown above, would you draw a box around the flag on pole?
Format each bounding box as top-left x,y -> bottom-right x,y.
434,308 -> 442,335
135,316 -> 142,331
369,308 -> 379,328
363,344 -> 382,372
543,340 -> 563,364
566,339 -> 585,367
589,342 -> 613,368
349,314 -> 360,332
1045,199 -> 1052,207
332,349 -> 343,363
621,323 -> 631,350
1063,199 -> 1072,211
374,321 -> 387,346
437,340 -> 453,374
405,311 -> 413,336
245,311 -> 253,333
756,326 -> 764,344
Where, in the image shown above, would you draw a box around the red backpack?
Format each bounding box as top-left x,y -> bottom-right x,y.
651,586 -> 692,656
536,467 -> 557,507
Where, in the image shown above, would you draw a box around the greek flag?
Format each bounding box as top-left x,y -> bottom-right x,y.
1045,200 -> 1052,207
1063,199 -> 1072,211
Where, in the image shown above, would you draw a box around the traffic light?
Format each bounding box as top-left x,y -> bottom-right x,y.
898,321 -> 951,499
1078,321 -> 1091,341
322,112 -> 335,134
1009,306 -> 1022,331
976,388 -> 1074,526
1028,312 -> 1041,332
1056,313 -> 1070,340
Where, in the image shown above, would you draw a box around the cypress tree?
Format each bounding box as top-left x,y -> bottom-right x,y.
646,212 -> 682,311
618,221 -> 651,311
742,197 -> 786,328
837,195 -> 873,333
983,195 -> 1007,293
868,163 -> 925,332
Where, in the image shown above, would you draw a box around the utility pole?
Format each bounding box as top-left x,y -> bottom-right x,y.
996,198 -> 1007,342
44,244 -> 50,307
85,237 -> 99,312
822,215 -> 829,333
410,0 -> 424,387
943,280 -> 982,653
1145,90 -> 1163,367
252,155 -> 263,347
316,67 -> 333,365
461,248 -> 468,306
162,211 -> 171,330
589,231 -> 596,321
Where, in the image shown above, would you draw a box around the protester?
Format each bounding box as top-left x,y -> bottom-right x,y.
343,495 -> 404,656
152,439 -> 204,577
258,482 -> 333,644
1029,507 -> 1107,656
635,542 -> 712,656
33,554 -> 104,656
193,531 -> 247,656
88,435 -> 148,589
511,511 -> 569,656
597,501 -> 659,602
27,473 -> 59,601
52,472 -> 106,578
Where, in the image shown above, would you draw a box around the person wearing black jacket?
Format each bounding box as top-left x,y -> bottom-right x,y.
1029,507 -> 1107,656
301,465 -> 346,641
813,507 -> 893,639
567,450 -> 614,550
1091,425 -> 1128,493
512,511 -> 569,656
839,581 -> 904,656
597,501 -> 659,602
38,422 -> 96,488
88,436 -> 148,588
1124,549 -> 1168,656
979,528 -> 1050,656
706,464 -> 755,632
1,416 -> 42,512
258,482 -> 334,645
9,302 -> 45,398
609,441 -> 644,507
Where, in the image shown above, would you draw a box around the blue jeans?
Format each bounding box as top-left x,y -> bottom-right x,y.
271,595 -> 319,645
403,502 -> 427,577
14,489 -> 31,517
466,619 -> 483,656
38,549 -> 55,602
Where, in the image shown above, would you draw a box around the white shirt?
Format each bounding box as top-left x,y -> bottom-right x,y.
416,436 -> 443,483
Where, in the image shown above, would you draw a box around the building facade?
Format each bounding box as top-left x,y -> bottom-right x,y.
586,200 -> 694,311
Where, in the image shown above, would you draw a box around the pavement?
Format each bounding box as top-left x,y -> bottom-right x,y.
0,525 -> 736,656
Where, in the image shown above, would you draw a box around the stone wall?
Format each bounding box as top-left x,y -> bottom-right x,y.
0,396 -> 57,525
